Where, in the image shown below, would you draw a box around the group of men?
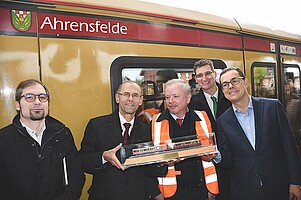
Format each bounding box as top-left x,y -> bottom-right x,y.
0,59 -> 301,200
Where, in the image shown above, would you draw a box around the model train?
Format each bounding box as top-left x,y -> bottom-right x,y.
132,139 -> 202,156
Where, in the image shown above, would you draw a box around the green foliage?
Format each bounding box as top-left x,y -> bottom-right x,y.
253,67 -> 267,85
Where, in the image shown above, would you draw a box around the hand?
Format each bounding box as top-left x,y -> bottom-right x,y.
103,143 -> 126,171
201,153 -> 217,162
208,192 -> 216,200
153,193 -> 164,200
289,184 -> 301,200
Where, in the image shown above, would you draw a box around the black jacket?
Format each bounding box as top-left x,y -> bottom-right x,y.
189,83 -> 231,132
189,85 -> 232,200
79,111 -> 160,200
0,114 -> 85,200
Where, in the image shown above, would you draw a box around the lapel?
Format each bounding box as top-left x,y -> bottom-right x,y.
197,90 -> 215,120
251,97 -> 264,151
107,112 -> 123,144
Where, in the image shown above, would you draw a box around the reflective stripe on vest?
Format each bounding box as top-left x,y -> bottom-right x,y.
194,110 -> 219,195
152,114 -> 177,198
152,111 -> 219,197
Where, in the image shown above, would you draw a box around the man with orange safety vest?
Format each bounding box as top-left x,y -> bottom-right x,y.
151,79 -> 219,200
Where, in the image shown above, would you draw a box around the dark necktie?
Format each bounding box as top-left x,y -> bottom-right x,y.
176,118 -> 183,126
211,96 -> 217,118
123,123 -> 131,145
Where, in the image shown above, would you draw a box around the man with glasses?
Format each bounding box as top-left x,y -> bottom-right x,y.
216,67 -> 301,200
0,79 -> 85,200
79,80 -> 163,200
189,59 -> 231,200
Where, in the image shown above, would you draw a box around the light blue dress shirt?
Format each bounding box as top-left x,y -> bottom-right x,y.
233,97 -> 255,149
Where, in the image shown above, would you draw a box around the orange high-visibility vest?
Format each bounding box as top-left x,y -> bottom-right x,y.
152,110 -> 219,198
138,108 -> 160,123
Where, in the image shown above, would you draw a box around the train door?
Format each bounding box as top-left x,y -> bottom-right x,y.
282,64 -> 301,147
110,56 -> 227,124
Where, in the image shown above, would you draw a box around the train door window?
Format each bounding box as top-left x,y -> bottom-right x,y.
283,64 -> 301,146
283,64 -> 300,103
111,57 -> 227,124
251,63 -> 276,98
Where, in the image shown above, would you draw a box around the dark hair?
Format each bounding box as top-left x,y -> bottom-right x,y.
15,79 -> 50,102
193,59 -> 214,74
219,67 -> 246,83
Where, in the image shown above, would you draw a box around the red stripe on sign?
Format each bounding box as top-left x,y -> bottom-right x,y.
38,12 -> 242,49
244,37 -> 274,52
198,30 -> 242,49
137,23 -> 199,45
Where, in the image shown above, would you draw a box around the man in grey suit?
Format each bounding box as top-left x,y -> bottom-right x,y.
80,81 -> 163,200
216,67 -> 301,200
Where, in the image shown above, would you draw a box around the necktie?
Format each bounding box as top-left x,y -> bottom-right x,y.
123,123 -> 131,145
211,96 -> 217,118
176,118 -> 183,126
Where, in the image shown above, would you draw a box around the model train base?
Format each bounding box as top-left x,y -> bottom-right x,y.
123,145 -> 216,167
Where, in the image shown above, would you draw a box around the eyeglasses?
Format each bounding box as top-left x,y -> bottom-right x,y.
195,71 -> 213,79
221,77 -> 245,89
21,93 -> 49,102
117,92 -> 141,100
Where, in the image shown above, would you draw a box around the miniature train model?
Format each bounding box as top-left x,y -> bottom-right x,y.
132,139 -> 202,156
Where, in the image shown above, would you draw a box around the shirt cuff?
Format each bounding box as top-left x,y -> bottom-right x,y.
213,151 -> 221,164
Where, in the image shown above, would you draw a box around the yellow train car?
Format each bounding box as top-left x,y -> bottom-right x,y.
1,0 -> 300,199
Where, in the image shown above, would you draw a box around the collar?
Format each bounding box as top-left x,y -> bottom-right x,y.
119,112 -> 135,126
157,108 -> 201,122
232,96 -> 253,113
20,119 -> 46,134
203,89 -> 218,99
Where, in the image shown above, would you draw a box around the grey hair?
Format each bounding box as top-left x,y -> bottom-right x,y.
164,79 -> 191,95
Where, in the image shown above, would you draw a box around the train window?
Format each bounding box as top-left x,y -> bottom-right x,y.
111,57 -> 227,124
251,63 -> 276,99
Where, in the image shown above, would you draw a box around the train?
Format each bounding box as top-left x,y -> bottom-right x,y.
0,0 -> 300,199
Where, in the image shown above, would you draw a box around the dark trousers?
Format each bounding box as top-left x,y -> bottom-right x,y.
166,187 -> 207,200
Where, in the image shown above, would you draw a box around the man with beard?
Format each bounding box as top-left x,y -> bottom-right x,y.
79,80 -> 163,200
0,79 -> 85,200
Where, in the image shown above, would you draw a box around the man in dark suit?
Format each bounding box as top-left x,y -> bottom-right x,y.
216,67 -> 301,200
189,59 -> 231,199
79,81 -> 163,200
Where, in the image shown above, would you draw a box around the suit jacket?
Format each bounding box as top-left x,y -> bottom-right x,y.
79,111 -> 159,200
216,97 -> 301,200
189,83 -> 231,132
